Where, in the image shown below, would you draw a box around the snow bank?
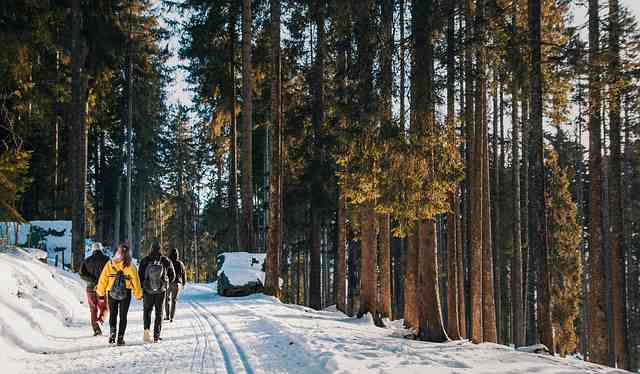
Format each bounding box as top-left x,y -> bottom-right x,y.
200,293 -> 630,374
0,247 -> 86,364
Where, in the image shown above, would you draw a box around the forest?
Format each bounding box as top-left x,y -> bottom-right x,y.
1,0 -> 640,370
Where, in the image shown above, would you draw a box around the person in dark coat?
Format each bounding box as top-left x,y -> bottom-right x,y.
165,248 -> 186,322
79,242 -> 110,336
139,241 -> 175,342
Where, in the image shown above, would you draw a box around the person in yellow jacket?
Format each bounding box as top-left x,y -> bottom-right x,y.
96,243 -> 142,346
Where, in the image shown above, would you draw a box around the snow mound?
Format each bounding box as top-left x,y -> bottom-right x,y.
0,247 -> 87,371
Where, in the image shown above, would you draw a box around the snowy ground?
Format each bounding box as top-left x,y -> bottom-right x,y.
1,247 -> 631,374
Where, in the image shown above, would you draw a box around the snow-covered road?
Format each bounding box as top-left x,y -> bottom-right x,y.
2,248 -> 631,374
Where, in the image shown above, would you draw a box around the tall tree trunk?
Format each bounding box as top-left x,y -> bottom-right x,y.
377,0 -> 393,320
358,205 -> 378,319
528,0 -> 554,353
462,0 -> 474,340
492,73 -> 502,343
522,88 -> 537,345
265,0 -> 282,297
71,0 -> 88,272
136,180 -> 144,256
469,0 -> 485,344
334,0 -> 350,314
607,0 -> 627,368
587,0 -> 608,365
413,0 -> 448,342
241,0 -> 255,250
624,97 -> 639,371
482,67 -> 497,343
418,219 -> 448,341
379,214 -> 392,319
335,189 -> 347,312
309,0 -> 326,311
511,73 -> 524,348
404,228 -> 419,328
445,0 -> 460,340
125,3 -> 134,253
94,126 -> 103,243
456,199 -> 466,338
113,173 -> 122,248
576,82 -> 589,358
227,2 -> 240,250
399,0 -> 406,130
353,0 -> 378,321
348,230 -> 358,317
498,80 -> 507,344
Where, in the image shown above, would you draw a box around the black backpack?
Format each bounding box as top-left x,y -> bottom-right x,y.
144,259 -> 167,294
110,270 -> 129,301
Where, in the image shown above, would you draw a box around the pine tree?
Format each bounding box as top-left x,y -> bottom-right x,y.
546,149 -> 582,357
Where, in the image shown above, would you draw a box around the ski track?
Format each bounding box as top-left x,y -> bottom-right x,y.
190,300 -> 255,374
187,301 -> 228,374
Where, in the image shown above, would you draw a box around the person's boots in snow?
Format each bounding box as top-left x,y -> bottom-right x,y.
117,336 -> 125,346
144,329 -> 152,343
108,330 -> 116,344
93,323 -> 102,336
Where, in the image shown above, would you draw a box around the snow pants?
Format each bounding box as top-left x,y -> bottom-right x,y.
143,291 -> 165,339
86,289 -> 107,326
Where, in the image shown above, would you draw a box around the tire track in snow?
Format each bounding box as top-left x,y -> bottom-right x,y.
191,301 -> 255,374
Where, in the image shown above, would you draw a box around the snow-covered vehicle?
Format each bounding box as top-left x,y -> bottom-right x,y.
216,252 -> 266,297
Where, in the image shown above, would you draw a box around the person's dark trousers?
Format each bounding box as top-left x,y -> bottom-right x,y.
165,283 -> 180,321
108,289 -> 132,341
143,292 -> 166,339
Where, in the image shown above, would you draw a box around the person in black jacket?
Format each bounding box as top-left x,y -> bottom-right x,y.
165,248 -> 186,322
139,241 -> 175,343
79,242 -> 110,336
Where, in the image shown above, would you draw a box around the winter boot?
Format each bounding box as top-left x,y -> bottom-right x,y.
143,329 -> 153,343
93,323 -> 102,336
116,336 -> 125,346
108,331 -> 116,344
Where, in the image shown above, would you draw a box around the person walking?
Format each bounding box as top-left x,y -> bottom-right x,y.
165,248 -> 186,323
96,243 -> 142,346
79,242 -> 110,336
139,242 -> 175,343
